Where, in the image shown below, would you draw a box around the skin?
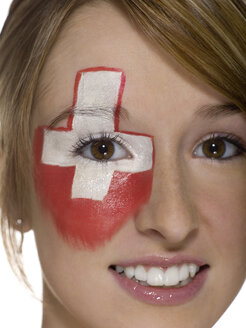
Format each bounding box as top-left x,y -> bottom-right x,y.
26,1 -> 246,327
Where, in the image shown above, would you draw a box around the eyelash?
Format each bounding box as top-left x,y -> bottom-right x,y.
71,131 -> 246,163
71,132 -> 126,157
194,132 -> 246,161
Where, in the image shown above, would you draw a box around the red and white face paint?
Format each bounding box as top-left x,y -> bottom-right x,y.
33,67 -> 154,249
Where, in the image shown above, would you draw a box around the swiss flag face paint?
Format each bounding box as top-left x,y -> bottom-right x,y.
33,67 -> 154,249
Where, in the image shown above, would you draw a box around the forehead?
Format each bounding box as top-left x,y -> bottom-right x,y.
33,1 -> 228,128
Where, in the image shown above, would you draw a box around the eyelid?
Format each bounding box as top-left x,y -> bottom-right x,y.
72,132 -> 133,160
193,132 -> 246,150
192,132 -> 246,160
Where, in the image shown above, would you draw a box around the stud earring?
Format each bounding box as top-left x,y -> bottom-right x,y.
15,218 -> 23,227
14,218 -> 24,253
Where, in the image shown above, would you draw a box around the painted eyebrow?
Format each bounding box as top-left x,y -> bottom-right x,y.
48,105 -> 129,128
194,102 -> 243,119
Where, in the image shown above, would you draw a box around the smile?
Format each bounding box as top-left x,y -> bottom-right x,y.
109,256 -> 210,305
110,263 -> 205,288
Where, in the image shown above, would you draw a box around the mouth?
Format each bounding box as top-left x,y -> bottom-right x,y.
109,263 -> 209,288
109,257 -> 210,305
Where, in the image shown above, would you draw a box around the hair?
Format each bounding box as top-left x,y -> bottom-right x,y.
0,0 -> 245,294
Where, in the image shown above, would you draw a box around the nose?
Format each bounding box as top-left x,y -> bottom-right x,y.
134,159 -> 199,248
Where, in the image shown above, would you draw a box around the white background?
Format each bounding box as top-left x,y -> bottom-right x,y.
0,1 -> 245,327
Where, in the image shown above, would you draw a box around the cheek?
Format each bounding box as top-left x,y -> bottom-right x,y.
195,166 -> 246,266
33,128 -> 153,249
210,197 -> 246,261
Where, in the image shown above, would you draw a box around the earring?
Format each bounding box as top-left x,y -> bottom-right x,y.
14,218 -> 24,253
15,218 -> 23,227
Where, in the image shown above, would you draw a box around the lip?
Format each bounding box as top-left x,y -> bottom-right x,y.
109,255 -> 210,305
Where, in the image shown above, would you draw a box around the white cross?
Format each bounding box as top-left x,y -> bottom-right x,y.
41,69 -> 153,201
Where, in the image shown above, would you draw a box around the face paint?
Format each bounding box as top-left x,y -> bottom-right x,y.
33,67 -> 154,249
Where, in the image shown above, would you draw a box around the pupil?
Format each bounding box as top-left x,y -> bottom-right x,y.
210,143 -> 218,154
98,144 -> 108,154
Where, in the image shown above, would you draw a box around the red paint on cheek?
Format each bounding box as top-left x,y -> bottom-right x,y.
33,67 -> 154,249
33,127 -> 153,249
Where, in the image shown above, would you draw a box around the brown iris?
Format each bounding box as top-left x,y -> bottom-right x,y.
202,138 -> 225,159
91,139 -> 115,160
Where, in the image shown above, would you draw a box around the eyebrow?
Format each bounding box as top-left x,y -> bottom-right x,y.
48,105 -> 129,128
48,102 -> 243,128
194,102 -> 243,119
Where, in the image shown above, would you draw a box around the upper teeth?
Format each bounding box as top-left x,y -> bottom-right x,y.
116,263 -> 199,287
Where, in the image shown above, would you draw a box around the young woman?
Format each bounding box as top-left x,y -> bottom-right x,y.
0,0 -> 245,327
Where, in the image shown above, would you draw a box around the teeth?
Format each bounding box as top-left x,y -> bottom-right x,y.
116,266 -> 124,273
124,266 -> 134,279
135,265 -> 147,281
179,264 -> 189,281
164,265 -> 180,286
139,280 -> 149,286
189,263 -> 199,278
116,263 -> 200,287
147,267 -> 165,286
180,277 -> 192,286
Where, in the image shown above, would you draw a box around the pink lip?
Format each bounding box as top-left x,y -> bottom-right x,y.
109,255 -> 209,305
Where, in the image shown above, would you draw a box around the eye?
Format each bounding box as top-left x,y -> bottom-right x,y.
193,133 -> 246,160
72,134 -> 132,162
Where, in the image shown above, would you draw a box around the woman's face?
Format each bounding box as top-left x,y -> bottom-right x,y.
31,1 -> 246,327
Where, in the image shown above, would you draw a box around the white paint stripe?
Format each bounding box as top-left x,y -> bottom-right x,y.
73,71 -> 122,134
72,166 -> 114,200
41,70 -> 153,201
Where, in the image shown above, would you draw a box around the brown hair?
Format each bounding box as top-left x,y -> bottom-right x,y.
0,0 -> 245,293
